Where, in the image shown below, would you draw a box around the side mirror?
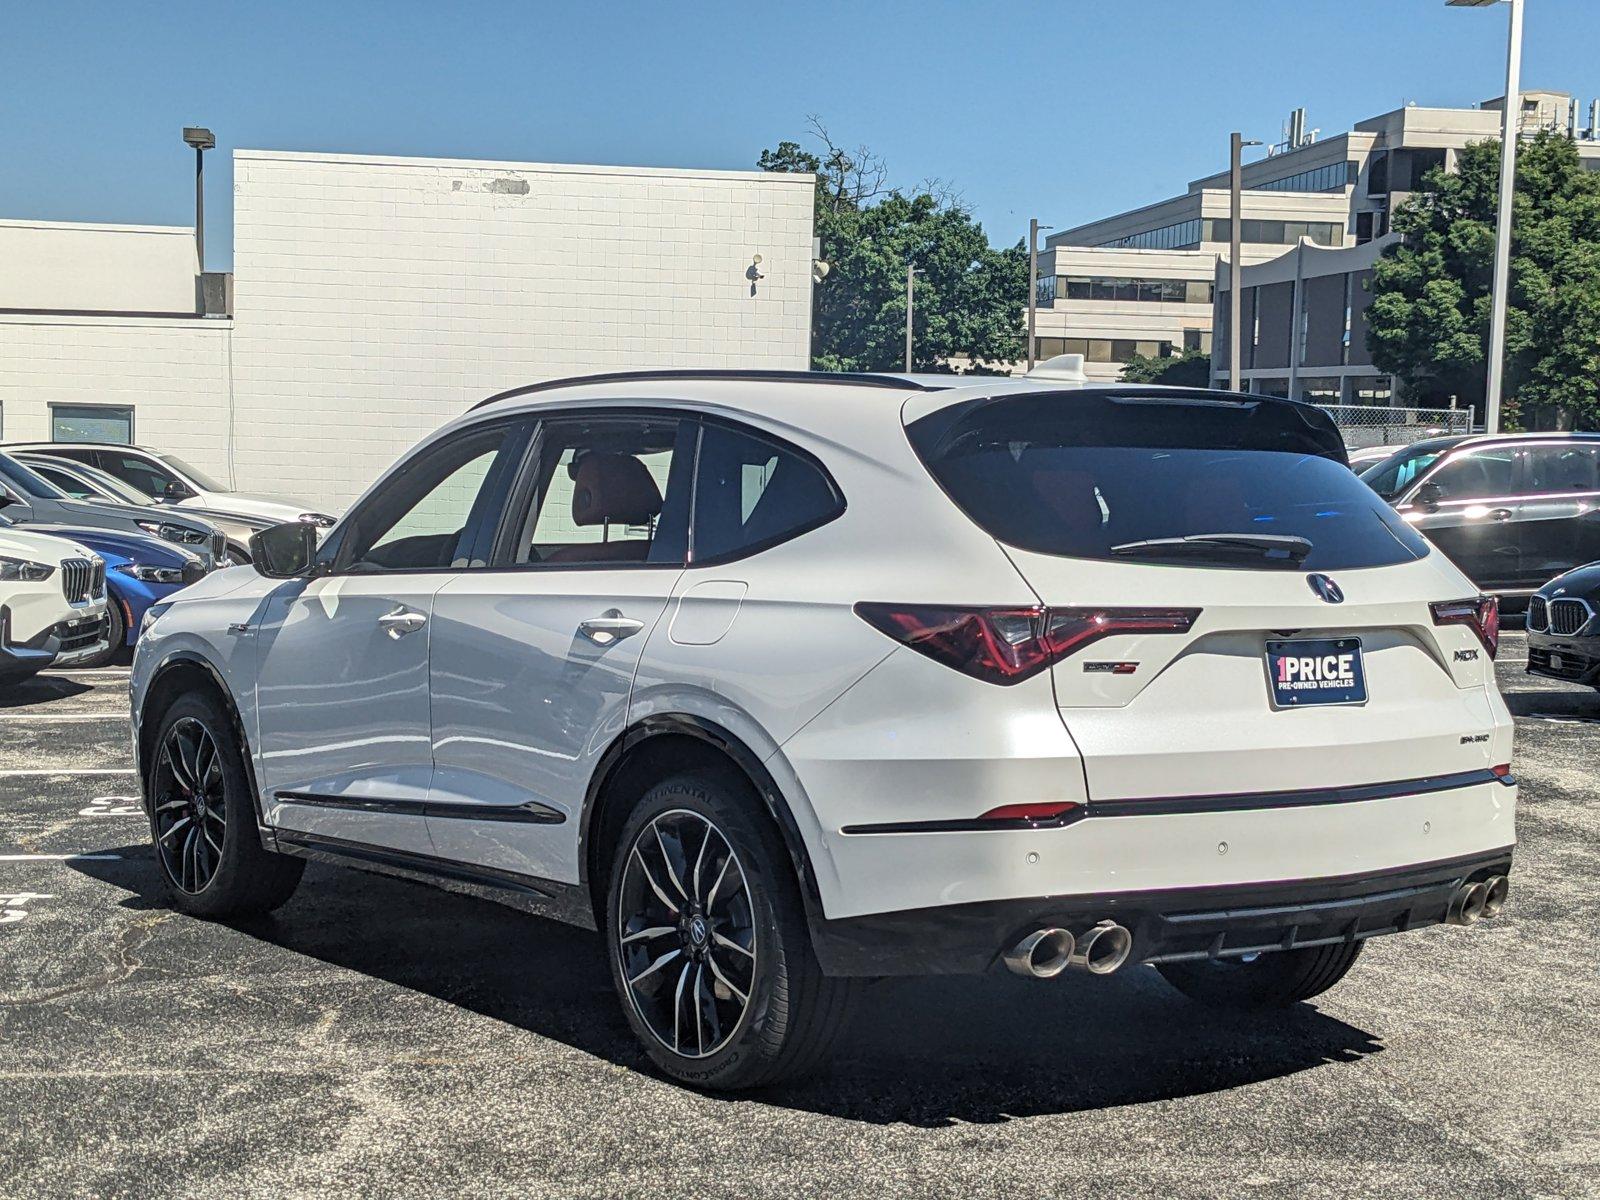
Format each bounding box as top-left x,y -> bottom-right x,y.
163,480 -> 195,501
249,521 -> 318,579
1415,481 -> 1444,511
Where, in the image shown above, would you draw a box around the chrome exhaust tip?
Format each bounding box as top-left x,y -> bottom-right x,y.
1447,881 -> 1490,926
1003,928 -> 1075,979
1068,920 -> 1134,975
1481,875 -> 1510,919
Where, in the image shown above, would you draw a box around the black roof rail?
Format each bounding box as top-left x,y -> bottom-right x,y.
470,369 -> 939,410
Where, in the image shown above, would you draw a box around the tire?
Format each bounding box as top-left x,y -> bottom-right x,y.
146,690 -> 304,918
605,771 -> 856,1089
1157,941 -> 1364,1009
74,600 -> 124,670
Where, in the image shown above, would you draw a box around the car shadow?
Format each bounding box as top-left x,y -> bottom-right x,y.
1503,688 -> 1600,719
71,846 -> 1384,1127
0,675 -> 92,708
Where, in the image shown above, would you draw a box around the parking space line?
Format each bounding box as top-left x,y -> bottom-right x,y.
0,712 -> 128,722
0,853 -> 125,861
0,768 -> 136,777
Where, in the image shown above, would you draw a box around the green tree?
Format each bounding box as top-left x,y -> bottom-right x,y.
1368,131 -> 1600,429
1121,346 -> 1211,387
760,123 -> 1025,373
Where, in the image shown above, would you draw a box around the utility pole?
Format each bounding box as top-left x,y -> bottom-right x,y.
1228,132 -> 1262,393
1026,218 -> 1052,370
905,264 -> 923,372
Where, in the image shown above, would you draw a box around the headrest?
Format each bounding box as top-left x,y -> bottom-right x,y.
569,453 -> 662,527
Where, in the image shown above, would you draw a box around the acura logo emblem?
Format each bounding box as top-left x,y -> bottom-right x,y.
1307,573 -> 1344,604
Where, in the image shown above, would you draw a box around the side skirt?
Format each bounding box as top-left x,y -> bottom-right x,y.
271,829 -> 597,931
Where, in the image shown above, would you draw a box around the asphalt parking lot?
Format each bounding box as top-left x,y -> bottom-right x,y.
1,634 -> 1597,1200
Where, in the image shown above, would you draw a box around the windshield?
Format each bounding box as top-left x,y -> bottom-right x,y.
1359,444 -> 1452,499
908,393 -> 1430,572
0,454 -> 71,501
157,453 -> 227,493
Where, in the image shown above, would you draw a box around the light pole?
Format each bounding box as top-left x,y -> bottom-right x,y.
182,126 -> 216,272
1026,218 -> 1053,370
1447,0 -> 1523,434
1227,133 -> 1263,394
905,264 -> 924,372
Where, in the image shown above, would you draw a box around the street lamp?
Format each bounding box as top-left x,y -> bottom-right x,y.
1026,218 -> 1053,370
182,126 -> 216,272
905,264 -> 925,372
1227,133 -> 1263,394
1448,0 -> 1524,433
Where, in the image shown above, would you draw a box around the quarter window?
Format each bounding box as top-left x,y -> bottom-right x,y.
691,423 -> 843,562
1424,449 -> 1516,501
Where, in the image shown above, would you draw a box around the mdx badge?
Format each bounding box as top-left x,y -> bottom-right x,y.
1307,573 -> 1344,604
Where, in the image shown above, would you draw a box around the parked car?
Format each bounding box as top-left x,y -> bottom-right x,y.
1347,444 -> 1407,471
0,523 -> 108,684
1360,432 -> 1600,594
0,453 -> 225,570
132,370 -> 1516,1089
7,518 -> 205,668
16,452 -> 268,565
1525,562 -> 1600,687
4,442 -> 336,528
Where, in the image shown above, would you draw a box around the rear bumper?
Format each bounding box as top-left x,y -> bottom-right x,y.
811,847 -> 1514,976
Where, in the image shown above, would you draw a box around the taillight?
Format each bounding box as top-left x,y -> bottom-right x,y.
1430,595 -> 1499,658
854,603 -> 1200,685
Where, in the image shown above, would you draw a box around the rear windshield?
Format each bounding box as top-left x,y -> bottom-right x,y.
907,392 -> 1430,571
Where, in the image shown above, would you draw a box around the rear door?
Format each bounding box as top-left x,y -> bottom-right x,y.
1514,442 -> 1600,586
905,390 -> 1502,804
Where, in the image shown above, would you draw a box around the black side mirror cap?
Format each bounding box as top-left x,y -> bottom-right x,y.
249,521 -> 318,579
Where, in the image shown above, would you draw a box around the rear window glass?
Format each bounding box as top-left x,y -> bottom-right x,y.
908,392 -> 1430,571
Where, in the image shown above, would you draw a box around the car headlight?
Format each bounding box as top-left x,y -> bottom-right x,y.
136,520 -> 207,545
115,562 -> 188,585
0,555 -> 55,582
299,513 -> 337,528
139,601 -> 174,636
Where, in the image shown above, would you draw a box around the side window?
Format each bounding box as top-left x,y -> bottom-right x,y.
30,465 -> 91,499
691,423 -> 843,562
1522,445 -> 1600,495
339,421 -> 525,572
101,452 -> 178,498
513,416 -> 690,566
1425,448 -> 1516,501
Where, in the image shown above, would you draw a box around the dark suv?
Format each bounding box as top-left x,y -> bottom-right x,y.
1361,433 -> 1600,594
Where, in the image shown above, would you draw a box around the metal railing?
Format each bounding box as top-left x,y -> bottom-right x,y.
1313,404 -> 1473,449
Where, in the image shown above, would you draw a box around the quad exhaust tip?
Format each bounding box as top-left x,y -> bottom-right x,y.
1482,875 -> 1510,919
1447,880 -> 1493,925
1004,928 -> 1075,978
1070,920 -> 1134,975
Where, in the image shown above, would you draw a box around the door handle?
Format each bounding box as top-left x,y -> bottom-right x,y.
378,607 -> 427,638
1488,507 -> 1514,522
578,610 -> 645,645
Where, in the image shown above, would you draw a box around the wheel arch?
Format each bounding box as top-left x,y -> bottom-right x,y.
138,650 -> 266,829
580,714 -> 826,929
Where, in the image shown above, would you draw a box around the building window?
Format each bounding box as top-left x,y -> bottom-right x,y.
1096,218 -> 1203,250
1352,378 -> 1394,407
1342,274 -> 1354,366
1200,219 -> 1341,247
1251,161 -> 1357,193
1035,275 -> 1057,305
1057,276 -> 1213,305
1368,151 -> 1389,196
1302,380 -> 1343,404
50,404 -> 134,445
1355,211 -> 1376,245
1183,328 -> 1212,354
1035,338 -> 1171,363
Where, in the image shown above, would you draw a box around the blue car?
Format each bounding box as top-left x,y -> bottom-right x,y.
17,522 -> 206,667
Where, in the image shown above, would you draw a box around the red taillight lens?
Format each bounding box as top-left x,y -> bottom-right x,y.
977,801 -> 1083,824
1430,595 -> 1500,658
854,603 -> 1200,685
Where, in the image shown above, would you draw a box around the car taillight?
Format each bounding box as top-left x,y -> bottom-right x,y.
1430,595 -> 1499,658
853,603 -> 1200,685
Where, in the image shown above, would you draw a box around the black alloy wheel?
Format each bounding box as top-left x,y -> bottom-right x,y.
151,716 -> 228,895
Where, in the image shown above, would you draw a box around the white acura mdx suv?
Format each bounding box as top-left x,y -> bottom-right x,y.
130,369 -> 1515,1088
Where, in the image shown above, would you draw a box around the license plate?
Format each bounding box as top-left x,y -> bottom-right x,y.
1550,654 -> 1564,670
1266,637 -> 1366,707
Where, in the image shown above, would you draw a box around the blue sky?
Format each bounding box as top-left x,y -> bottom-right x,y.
3,1 -> 1596,269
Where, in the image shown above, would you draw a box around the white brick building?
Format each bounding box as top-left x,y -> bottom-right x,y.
0,151 -> 816,510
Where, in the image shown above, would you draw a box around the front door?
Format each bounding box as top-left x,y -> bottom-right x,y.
1514,442 -> 1600,587
1401,444 -> 1521,589
425,413 -> 693,884
254,418 -> 530,855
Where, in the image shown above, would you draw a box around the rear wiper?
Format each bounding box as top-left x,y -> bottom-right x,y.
1109,533 -> 1313,565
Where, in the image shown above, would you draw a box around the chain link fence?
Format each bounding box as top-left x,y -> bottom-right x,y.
1314,404 -> 1474,450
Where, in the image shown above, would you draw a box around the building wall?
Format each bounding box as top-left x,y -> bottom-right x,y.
0,220 -> 198,313
228,151 -> 815,508
0,314 -> 231,456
